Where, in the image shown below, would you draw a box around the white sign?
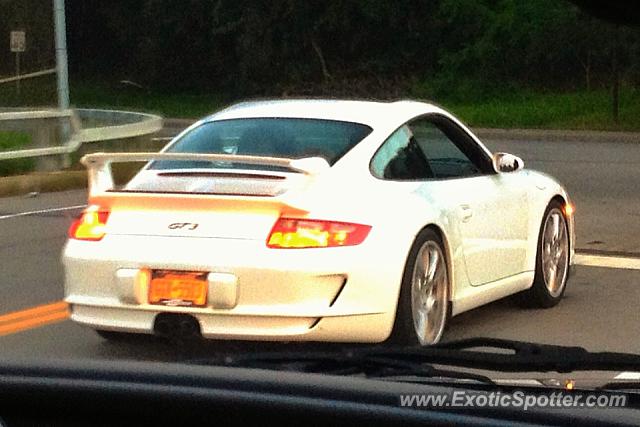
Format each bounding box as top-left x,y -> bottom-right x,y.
10,31 -> 26,52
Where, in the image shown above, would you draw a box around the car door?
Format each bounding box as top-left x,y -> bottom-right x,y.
407,115 -> 530,286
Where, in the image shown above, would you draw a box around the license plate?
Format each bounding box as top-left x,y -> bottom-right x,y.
148,271 -> 208,307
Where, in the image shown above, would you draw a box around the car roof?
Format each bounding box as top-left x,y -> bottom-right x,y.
204,99 -> 443,129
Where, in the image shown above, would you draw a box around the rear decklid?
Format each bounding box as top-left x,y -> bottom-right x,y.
80,152 -> 329,240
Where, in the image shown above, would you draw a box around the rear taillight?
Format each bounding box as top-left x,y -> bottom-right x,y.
267,218 -> 371,249
68,205 -> 110,241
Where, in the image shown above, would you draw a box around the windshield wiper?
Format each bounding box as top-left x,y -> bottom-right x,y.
597,382 -> 640,393
188,349 -> 496,386
360,338 -> 640,373
184,338 -> 640,379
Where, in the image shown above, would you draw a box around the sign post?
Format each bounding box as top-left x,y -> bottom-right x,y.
10,31 -> 26,96
53,0 -> 71,168
53,0 -> 70,110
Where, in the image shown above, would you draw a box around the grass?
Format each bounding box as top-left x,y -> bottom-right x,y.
72,82 -> 640,132
0,74 -> 58,107
0,131 -> 35,176
2,74 -> 640,130
442,89 -> 640,132
0,131 -> 30,150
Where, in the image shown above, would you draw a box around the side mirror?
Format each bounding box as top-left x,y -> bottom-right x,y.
492,152 -> 524,173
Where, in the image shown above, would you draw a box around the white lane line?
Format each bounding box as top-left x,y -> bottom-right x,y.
574,254 -> 640,270
614,372 -> 640,380
0,204 -> 86,221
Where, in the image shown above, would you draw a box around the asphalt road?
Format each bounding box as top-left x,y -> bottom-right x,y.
488,138 -> 640,255
0,132 -> 639,370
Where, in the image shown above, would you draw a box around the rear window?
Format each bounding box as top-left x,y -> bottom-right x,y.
151,118 -> 372,171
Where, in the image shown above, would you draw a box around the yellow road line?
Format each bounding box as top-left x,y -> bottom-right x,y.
0,301 -> 68,325
0,301 -> 70,337
0,310 -> 69,336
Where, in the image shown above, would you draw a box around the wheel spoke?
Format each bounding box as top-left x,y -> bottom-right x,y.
558,219 -> 566,241
545,220 -> 555,244
552,214 -> 561,243
414,258 -> 425,284
417,310 -> 427,339
543,252 -> 553,268
426,293 -> 436,312
431,259 -> 446,287
425,248 -> 439,283
547,264 -> 557,290
557,246 -> 565,258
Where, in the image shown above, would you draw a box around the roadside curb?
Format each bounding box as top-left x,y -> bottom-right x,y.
0,171 -> 86,198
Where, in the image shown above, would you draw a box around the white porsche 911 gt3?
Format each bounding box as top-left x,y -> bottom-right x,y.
63,99 -> 575,345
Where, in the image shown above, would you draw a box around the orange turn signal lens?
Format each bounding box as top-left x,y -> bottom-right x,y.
267,218 -> 371,249
564,203 -> 575,217
68,205 -> 110,241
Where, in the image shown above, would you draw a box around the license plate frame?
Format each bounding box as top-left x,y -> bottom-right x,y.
148,270 -> 208,307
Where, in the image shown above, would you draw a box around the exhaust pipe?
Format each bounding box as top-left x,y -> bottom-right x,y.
178,319 -> 198,336
153,313 -> 202,340
154,318 -> 171,337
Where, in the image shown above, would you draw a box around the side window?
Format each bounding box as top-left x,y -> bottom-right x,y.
408,118 -> 488,179
370,125 -> 434,180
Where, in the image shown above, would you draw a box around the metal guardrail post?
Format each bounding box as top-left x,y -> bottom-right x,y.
33,119 -> 62,172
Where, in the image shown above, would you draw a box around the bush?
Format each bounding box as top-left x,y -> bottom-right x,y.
0,132 -> 35,176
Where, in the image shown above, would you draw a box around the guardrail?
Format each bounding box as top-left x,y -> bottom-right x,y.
0,108 -> 163,170
0,68 -> 57,85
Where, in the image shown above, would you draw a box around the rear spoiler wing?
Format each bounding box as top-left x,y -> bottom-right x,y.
80,152 -> 330,195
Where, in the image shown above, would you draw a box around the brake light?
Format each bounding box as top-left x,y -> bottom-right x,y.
68,205 -> 110,241
267,218 -> 371,248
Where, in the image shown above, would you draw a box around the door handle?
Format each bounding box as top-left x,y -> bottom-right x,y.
460,204 -> 473,222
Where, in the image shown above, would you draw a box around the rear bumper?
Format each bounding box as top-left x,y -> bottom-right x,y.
63,234 -> 408,343
68,303 -> 393,342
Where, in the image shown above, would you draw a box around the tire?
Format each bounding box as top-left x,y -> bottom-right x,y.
388,228 -> 449,346
523,200 -> 570,308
